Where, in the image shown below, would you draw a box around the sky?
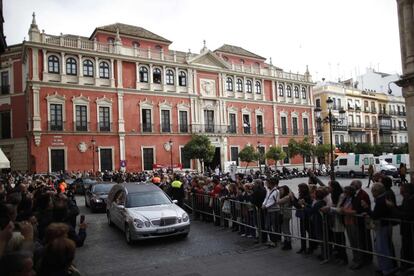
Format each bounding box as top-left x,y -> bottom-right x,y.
4,0 -> 401,82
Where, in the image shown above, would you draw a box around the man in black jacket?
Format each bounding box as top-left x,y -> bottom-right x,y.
250,179 -> 266,243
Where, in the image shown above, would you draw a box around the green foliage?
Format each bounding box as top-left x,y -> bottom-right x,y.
337,142 -> 356,153
393,143 -> 409,154
265,146 -> 286,169
355,143 -> 374,154
288,137 -> 313,169
182,135 -> 215,164
239,145 -> 259,170
314,144 -> 331,159
373,144 -> 386,156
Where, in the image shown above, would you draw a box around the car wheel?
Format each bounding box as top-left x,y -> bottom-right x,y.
125,224 -> 133,244
107,212 -> 114,227
349,171 -> 355,178
381,170 -> 386,175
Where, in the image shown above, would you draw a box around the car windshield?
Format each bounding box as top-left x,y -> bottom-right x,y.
380,160 -> 391,165
127,191 -> 171,208
92,184 -> 114,193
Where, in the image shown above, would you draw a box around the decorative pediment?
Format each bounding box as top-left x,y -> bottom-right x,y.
72,94 -> 90,104
139,98 -> 154,108
46,91 -> 66,102
255,108 -> 264,115
177,101 -> 190,110
302,111 -> 309,118
188,51 -> 230,69
291,111 -> 299,117
279,110 -> 288,117
227,105 -> 238,113
158,99 -> 172,109
96,96 -> 113,105
241,106 -> 252,114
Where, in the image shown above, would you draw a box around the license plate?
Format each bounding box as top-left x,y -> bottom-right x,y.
158,227 -> 174,233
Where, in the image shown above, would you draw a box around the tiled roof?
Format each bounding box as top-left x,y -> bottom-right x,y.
215,44 -> 266,60
93,23 -> 171,44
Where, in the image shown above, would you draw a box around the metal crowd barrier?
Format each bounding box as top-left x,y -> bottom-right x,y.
184,191 -> 414,272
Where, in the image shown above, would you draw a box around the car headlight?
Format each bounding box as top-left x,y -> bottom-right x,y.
93,198 -> 102,203
134,218 -> 144,228
182,213 -> 189,222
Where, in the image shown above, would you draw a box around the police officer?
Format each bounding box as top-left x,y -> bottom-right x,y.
169,174 -> 184,207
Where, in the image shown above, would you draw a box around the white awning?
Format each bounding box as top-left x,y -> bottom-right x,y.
0,148 -> 10,169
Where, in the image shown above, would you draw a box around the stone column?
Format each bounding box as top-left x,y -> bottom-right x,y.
110,59 -> 115,87
117,59 -> 123,88
135,62 -> 140,89
397,0 -> 414,183
61,52 -> 66,77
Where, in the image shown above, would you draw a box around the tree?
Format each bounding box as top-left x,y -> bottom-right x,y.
355,143 -> 373,154
373,144 -> 386,156
393,143 -> 409,154
313,144 -> 331,166
288,138 -> 313,170
182,134 -> 215,172
337,142 -> 356,153
265,146 -> 286,170
239,145 -> 259,172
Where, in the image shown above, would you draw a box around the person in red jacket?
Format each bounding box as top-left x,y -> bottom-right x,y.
209,177 -> 223,226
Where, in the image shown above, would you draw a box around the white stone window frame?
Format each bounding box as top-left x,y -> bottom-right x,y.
159,100 -> 172,133
72,95 -> 90,131
179,145 -> 192,169
255,80 -> 262,94
152,66 -> 163,84
65,55 -> 79,76
98,59 -> 111,79
178,70 -> 187,87
245,79 -> 253,93
226,76 -> 234,91
301,86 -> 307,99
82,57 -> 95,78
294,85 -> 300,98
255,108 -> 264,134
229,145 -> 240,165
228,106 -> 238,133
139,65 -> 149,83
139,99 -> 154,132
0,67 -> 11,94
257,144 -> 267,166
279,111 -> 288,134
97,146 -> 115,172
48,146 -> 67,173
46,53 -> 61,74
278,83 -> 285,97
96,97 -> 113,131
291,111 -> 299,134
165,68 -> 175,86
241,107 -> 251,133
302,112 -> 309,133
177,102 -> 190,133
46,93 -> 66,127
141,146 -> 156,171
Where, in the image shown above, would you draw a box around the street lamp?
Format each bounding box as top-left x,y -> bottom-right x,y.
168,139 -> 173,171
91,138 -> 96,174
257,141 -> 262,173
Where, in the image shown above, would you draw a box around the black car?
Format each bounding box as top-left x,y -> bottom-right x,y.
71,178 -> 98,194
85,183 -> 115,212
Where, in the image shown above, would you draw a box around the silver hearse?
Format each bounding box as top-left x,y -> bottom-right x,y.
106,182 -> 190,244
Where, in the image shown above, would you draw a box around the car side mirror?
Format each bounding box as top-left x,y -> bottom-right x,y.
117,204 -> 125,209
172,200 -> 178,204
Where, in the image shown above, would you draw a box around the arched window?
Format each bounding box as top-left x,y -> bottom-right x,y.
107,37 -> 115,44
294,86 -> 299,98
99,62 -> 110,79
153,68 -> 162,84
66,57 -> 77,75
155,45 -> 163,50
255,81 -> 261,94
301,87 -> 307,99
278,84 -> 284,97
166,69 -> 174,85
223,56 -> 229,62
132,41 -> 140,48
246,80 -> 252,93
286,85 -> 292,97
226,77 -> 233,91
48,55 -> 60,74
236,78 -> 243,92
83,60 -> 94,77
178,71 -> 186,86
139,66 -> 148,83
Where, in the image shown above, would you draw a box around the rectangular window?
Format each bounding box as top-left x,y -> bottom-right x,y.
230,147 -> 239,166
243,114 -> 250,134
337,99 -> 342,110
50,104 -> 63,131
99,107 -> 110,131
1,71 -> 9,95
179,111 -> 188,133
303,118 -> 309,135
281,117 -> 287,135
142,109 -> 152,132
180,147 -> 191,169
100,148 -> 113,171
340,135 -> 345,144
50,149 -> 65,172
315,99 -> 321,108
282,147 -> 289,164
256,115 -> 263,134
75,105 -> 88,131
204,110 -> 214,133
356,115 -> 361,127
229,113 -> 236,133
142,148 -> 154,171
335,135 -> 339,145
161,110 -> 171,132
339,159 -> 347,166
292,117 -> 298,135
0,111 -> 11,139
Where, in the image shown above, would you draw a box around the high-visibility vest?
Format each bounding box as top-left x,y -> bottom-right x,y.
171,180 -> 182,188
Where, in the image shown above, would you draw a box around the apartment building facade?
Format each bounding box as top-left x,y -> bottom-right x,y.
0,15 -> 315,172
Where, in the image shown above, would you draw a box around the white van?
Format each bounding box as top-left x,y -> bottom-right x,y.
374,157 -> 398,176
334,153 -> 374,178
379,154 -> 410,171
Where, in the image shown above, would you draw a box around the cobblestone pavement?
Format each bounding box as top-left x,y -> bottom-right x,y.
74,176 -> 400,276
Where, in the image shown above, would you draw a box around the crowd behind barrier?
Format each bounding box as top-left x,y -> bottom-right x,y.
0,168 -> 413,276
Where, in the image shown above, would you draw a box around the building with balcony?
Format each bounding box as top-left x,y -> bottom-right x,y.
313,78 -> 407,148
1,15 -> 315,172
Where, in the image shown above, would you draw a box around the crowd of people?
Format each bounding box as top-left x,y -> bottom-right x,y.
0,168 -> 413,276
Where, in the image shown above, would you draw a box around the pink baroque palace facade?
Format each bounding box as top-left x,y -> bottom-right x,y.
0,14 -> 316,173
